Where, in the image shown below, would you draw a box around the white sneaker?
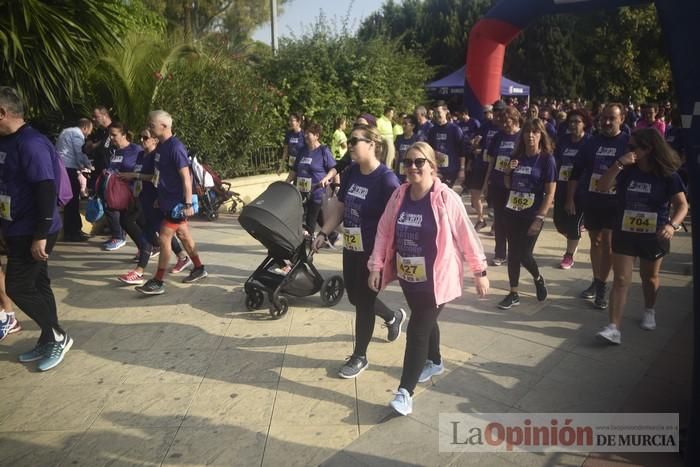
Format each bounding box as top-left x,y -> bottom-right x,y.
418,360 -> 445,383
596,324 -> 621,345
390,388 -> 413,416
640,311 -> 656,331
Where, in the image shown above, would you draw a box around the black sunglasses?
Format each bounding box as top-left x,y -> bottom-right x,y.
402,157 -> 428,169
348,136 -> 372,146
140,135 -> 151,141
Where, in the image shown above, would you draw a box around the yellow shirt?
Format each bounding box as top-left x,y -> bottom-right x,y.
377,116 -> 394,139
331,129 -> 347,160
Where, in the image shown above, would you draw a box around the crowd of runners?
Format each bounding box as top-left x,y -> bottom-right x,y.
0,84 -> 689,416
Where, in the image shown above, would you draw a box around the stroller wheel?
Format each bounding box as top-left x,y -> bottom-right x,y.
207,210 -> 219,221
269,295 -> 289,319
320,275 -> 345,306
245,287 -> 265,311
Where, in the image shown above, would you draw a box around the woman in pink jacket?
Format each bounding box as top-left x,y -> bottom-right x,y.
368,142 -> 489,416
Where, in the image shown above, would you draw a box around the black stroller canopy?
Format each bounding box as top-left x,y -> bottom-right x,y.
239,181 -> 304,259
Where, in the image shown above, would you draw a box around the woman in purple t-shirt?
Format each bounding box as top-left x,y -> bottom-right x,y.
498,119 -> 557,310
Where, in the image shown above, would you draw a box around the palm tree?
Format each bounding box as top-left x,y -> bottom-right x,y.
0,0 -> 125,114
86,33 -> 199,129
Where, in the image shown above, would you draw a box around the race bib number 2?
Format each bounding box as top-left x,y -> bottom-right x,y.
396,253 -> 427,283
622,210 -> 657,233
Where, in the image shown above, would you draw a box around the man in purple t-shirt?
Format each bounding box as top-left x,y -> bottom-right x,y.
0,86 -> 72,371
136,110 -> 208,295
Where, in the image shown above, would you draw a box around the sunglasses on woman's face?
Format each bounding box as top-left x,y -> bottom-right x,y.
140,135 -> 151,141
402,157 -> 428,169
348,136 -> 372,146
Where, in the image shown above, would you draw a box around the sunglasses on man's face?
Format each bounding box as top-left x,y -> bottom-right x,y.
402,157 -> 428,169
348,136 -> 372,146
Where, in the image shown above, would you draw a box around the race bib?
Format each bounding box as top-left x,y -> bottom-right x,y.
396,253 -> 428,283
495,155 -> 510,172
343,227 -> 364,252
0,194 -> 12,221
482,149 -> 489,163
437,151 -> 450,168
152,168 -> 160,187
622,210 -> 658,234
589,173 -> 616,194
111,155 -> 123,165
288,155 -> 296,168
506,190 -> 536,211
297,177 -> 312,193
558,164 -> 573,182
133,180 -> 143,197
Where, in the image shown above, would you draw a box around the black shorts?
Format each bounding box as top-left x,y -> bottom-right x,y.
612,230 -> 670,261
440,172 -> 458,188
465,168 -> 487,191
553,198 -> 584,240
583,204 -> 617,231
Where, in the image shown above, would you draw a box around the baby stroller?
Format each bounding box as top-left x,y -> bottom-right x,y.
238,181 -> 345,319
191,154 -> 245,220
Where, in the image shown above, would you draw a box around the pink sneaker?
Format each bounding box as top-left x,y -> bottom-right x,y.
559,254 -> 574,270
118,270 -> 144,285
171,255 -> 192,274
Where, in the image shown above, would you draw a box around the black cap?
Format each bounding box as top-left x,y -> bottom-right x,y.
492,100 -> 507,112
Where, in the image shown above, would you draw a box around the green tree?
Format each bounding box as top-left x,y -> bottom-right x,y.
0,0 -> 126,114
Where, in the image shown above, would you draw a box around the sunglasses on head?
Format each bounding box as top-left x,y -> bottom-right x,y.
402,157 -> 428,169
348,136 -> 372,146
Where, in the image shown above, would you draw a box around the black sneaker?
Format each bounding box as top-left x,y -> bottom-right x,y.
594,284 -> 608,310
534,276 -> 547,301
497,292 -> 520,310
136,279 -> 165,295
474,220 -> 487,232
385,308 -> 407,342
183,266 -> 208,283
580,281 -> 596,299
338,355 -> 368,379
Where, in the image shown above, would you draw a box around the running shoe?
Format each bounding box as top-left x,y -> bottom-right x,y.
0,314 -> 20,341
183,266 -> 208,283
103,238 -> 126,251
534,276 -> 548,302
559,254 -> 574,270
474,220 -> 487,232
37,334 -> 74,372
580,281 -> 596,299
118,270 -> 144,285
596,324 -> 621,345
418,360 -> 445,383
136,279 -> 165,295
490,257 -> 507,266
390,388 -> 413,416
384,308 -> 407,342
640,310 -> 657,331
171,255 -> 192,274
150,248 -> 160,259
338,355 -> 368,379
18,342 -> 50,363
594,283 -> 608,310
498,292 -> 520,310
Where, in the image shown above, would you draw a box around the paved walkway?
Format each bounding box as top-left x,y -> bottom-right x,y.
0,207 -> 692,466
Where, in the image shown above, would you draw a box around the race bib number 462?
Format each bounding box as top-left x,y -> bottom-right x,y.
495,156 -> 510,172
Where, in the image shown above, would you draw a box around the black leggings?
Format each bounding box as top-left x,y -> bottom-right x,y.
504,213 -> 542,288
489,185 -> 509,259
5,234 -> 64,344
400,287 -> 443,395
343,250 -> 395,357
304,201 -> 322,234
115,202 -> 145,249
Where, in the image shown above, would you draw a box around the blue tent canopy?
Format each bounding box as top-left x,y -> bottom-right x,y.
425,66 -> 530,98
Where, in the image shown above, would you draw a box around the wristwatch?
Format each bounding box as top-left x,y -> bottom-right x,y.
474,270 -> 487,277
615,160 -> 625,170
671,223 -> 681,232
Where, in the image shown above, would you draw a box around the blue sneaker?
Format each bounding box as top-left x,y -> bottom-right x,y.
37,335 -> 74,371
103,238 -> 126,251
389,388 -> 413,416
418,360 -> 445,383
18,342 -> 50,363
0,314 -> 20,341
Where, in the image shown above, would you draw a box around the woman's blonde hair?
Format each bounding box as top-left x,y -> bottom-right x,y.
351,124 -> 388,163
406,141 -> 437,171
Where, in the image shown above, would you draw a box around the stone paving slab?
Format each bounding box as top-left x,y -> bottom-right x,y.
0,207 -> 693,466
